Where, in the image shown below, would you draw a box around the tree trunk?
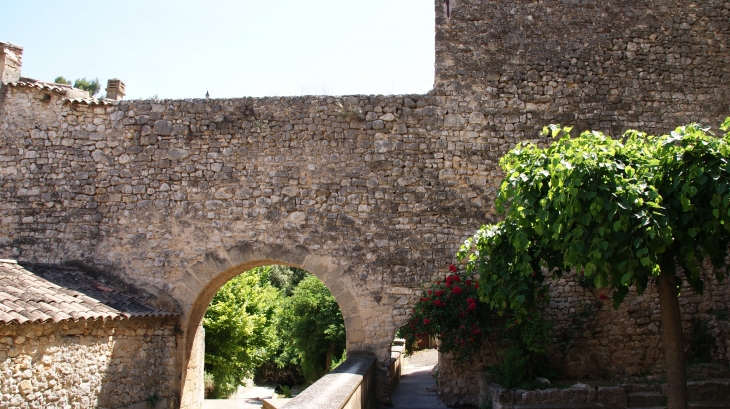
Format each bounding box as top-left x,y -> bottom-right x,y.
657,270 -> 688,409
325,343 -> 334,372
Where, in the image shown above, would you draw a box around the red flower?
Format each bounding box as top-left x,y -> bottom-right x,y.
474,282 -> 479,289
459,312 -> 466,317
466,297 -> 475,304
468,302 -> 477,310
599,294 -> 608,300
423,318 -> 431,325
452,286 -> 463,294
449,264 -> 457,273
435,290 -> 444,297
420,297 -> 429,302
466,280 -> 472,287
427,290 -> 432,295
473,329 -> 481,335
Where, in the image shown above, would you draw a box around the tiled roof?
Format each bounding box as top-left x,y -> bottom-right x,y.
65,97 -> 113,105
0,259 -> 177,325
7,81 -> 68,94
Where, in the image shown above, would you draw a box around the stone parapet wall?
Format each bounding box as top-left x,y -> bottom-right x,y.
0,317 -> 178,409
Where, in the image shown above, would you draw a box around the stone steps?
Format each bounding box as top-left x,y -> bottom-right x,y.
689,402 -> 730,409
627,392 -> 665,407
514,404 -> 605,409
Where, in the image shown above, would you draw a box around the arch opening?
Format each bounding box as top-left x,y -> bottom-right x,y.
176,243 -> 367,407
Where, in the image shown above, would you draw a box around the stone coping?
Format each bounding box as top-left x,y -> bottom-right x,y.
283,354 -> 376,409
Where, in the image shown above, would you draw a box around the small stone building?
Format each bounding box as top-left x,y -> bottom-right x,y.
0,259 -> 179,409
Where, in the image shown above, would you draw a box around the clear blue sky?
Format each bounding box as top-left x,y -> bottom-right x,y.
0,1 -> 435,99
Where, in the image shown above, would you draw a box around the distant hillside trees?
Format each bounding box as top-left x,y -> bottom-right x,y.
54,75 -> 101,96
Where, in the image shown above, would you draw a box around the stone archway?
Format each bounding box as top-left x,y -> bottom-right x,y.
175,242 -> 365,408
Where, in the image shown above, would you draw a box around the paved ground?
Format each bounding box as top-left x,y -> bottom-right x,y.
383,349 -> 448,409
202,384 -> 276,409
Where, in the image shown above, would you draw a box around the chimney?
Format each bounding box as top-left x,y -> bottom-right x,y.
106,78 -> 126,100
0,41 -> 23,85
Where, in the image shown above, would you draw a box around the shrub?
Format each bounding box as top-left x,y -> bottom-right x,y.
399,265 -> 497,366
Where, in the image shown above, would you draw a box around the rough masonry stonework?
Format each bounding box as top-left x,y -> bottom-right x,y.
2,0 -> 730,406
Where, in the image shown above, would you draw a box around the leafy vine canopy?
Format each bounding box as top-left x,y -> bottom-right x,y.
459,120 -> 730,316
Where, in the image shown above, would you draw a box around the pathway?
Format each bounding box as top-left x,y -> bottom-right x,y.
384,349 -> 448,409
202,384 -> 276,409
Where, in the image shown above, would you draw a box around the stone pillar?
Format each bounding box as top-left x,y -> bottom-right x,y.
0,41 -> 23,84
180,325 -> 205,409
105,78 -> 125,100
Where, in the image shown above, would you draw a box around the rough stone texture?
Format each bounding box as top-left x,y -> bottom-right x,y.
0,317 -> 177,409
180,325 -> 205,409
435,0 -> 730,136
438,270 -> 730,405
2,0 -> 730,406
0,42 -> 22,85
479,379 -> 730,409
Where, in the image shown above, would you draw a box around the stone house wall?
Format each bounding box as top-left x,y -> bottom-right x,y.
0,317 -> 178,409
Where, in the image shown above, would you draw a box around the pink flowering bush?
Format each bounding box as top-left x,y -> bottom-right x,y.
399,264 -> 497,365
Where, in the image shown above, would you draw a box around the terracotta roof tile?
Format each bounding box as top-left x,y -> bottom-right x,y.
65,97 -> 113,106
0,261 -> 177,325
7,81 -> 67,94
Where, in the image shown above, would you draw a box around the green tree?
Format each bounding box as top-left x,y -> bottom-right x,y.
459,122 -> 730,409
266,265 -> 309,296
54,76 -> 71,85
203,269 -> 281,398
279,275 -> 346,383
73,77 -> 100,96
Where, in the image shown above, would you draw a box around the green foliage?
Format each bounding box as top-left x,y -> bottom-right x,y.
278,384 -> 293,398
488,346 -> 529,389
488,310 -> 553,388
145,392 -> 162,406
686,316 -> 713,363
278,275 -> 346,383
54,76 -> 71,85
556,299 -> 603,361
203,269 -> 281,398
399,266 -> 497,365
459,121 -> 730,317
265,265 -> 308,296
73,77 -> 101,96
203,371 -> 215,397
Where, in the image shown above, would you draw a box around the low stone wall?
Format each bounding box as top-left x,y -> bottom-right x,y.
481,379 -> 730,409
0,317 -> 178,409
284,354 -> 377,409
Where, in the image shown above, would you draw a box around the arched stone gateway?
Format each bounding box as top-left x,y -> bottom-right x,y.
177,243 -> 370,406
2,1 -> 730,407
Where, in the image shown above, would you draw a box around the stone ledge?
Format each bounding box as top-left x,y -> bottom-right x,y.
283,353 -> 376,409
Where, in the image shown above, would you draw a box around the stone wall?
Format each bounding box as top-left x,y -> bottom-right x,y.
0,42 -> 23,85
2,0 -> 730,404
435,0 -> 730,136
437,270 -> 730,405
0,317 -> 178,409
180,325 -> 205,409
